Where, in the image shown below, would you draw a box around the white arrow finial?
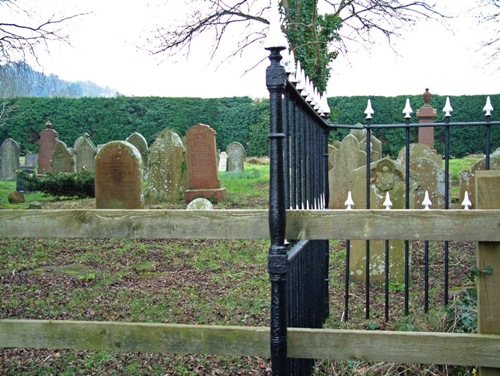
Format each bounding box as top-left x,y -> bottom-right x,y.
264,0 -> 287,49
483,96 -> 494,117
344,191 -> 354,210
383,192 -> 393,210
422,190 -> 432,210
364,99 -> 374,119
443,97 -> 453,117
461,191 -> 472,210
403,98 -> 413,119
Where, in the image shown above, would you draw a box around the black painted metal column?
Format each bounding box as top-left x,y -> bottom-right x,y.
266,45 -> 288,375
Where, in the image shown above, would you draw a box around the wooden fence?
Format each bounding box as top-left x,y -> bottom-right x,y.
1,170 -> 499,374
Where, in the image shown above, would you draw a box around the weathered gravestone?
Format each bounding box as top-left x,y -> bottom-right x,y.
397,143 -> 442,167
0,138 -> 20,180
226,142 -> 245,172
184,124 -> 226,203
349,157 -> 413,283
74,133 -> 97,172
218,151 -> 228,171
24,153 -> 38,168
37,121 -> 59,175
350,127 -> 382,162
328,134 -> 366,209
51,141 -> 75,173
459,148 -> 500,208
146,129 -> 188,202
186,197 -> 214,210
94,141 -> 144,209
126,132 -> 149,170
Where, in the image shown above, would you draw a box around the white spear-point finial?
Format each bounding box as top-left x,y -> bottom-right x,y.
264,0 -> 287,49
288,51 -> 297,83
322,92 -> 331,115
462,191 -> 472,210
301,202 -> 305,210
383,192 -> 393,210
483,96 -> 494,117
403,98 -> 413,119
364,99 -> 374,119
443,97 -> 453,117
422,190 -> 432,210
345,191 -> 354,210
306,200 -> 310,210
295,61 -> 304,90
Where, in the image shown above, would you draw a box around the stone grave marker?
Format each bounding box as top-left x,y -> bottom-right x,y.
51,141 -> 75,173
184,124 -> 226,203
226,141 -> 245,172
146,129 -> 188,202
349,157 -> 412,283
186,197 -> 214,210
74,133 -> 97,172
25,153 -> 38,168
37,121 -> 59,175
459,149 -> 500,208
126,132 -> 149,170
410,157 -> 448,209
218,151 -> 228,171
397,143 -> 442,167
328,134 -> 366,209
0,138 -> 20,180
94,141 -> 144,209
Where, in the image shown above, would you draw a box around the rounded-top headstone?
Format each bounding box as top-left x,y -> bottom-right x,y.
8,190 -> 25,204
186,198 -> 214,210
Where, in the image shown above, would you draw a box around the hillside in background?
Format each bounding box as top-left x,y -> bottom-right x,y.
0,62 -> 116,98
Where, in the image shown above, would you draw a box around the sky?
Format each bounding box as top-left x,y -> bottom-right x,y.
14,0 -> 500,100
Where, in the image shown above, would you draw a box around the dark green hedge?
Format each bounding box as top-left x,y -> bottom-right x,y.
1,94 -> 497,158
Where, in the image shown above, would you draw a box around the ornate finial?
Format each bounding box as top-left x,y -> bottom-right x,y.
423,88 -> 431,106
344,191 -> 354,210
45,120 -> 52,129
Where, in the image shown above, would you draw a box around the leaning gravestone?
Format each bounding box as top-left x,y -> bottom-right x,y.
218,151 -> 228,171
126,132 -> 149,170
226,141 -> 245,172
37,121 -> 59,175
147,129 -> 188,202
94,141 -> 144,209
349,157 -> 411,283
0,138 -> 20,180
51,141 -> 75,173
184,124 -> 226,203
74,133 -> 97,172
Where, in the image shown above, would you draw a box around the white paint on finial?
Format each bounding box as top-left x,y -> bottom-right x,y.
383,192 -> 393,210
345,191 -> 354,210
264,0 -> 287,49
403,98 -> 413,119
422,190 -> 432,210
483,96 -> 494,117
443,97 -> 453,117
462,191 -> 472,210
364,99 -> 374,119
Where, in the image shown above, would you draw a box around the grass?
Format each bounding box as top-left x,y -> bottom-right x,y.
0,158 -> 482,375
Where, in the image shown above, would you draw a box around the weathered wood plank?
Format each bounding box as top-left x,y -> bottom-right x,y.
476,171 -> 500,376
1,320 -> 500,367
0,209 -> 498,241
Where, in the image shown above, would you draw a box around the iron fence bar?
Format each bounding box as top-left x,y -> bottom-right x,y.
333,120 -> 500,129
365,120 -> 372,319
290,99 -> 298,209
284,92 -> 291,210
444,116 -> 451,306
405,120 -> 411,316
385,239 -> 390,322
485,116 -> 491,170
425,240 -> 430,313
266,45 -> 288,376
344,240 -> 350,322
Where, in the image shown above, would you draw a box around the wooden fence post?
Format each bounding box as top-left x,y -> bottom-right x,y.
476,170 -> 500,376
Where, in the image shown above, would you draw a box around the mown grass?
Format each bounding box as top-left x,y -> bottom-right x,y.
0,158 -> 482,375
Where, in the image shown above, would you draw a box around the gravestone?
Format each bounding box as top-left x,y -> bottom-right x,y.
74,133 -> 97,172
349,157 -> 412,283
184,124 -> 226,203
0,138 -> 20,180
94,141 -> 144,209
126,132 -> 149,170
397,143 -> 442,167
37,121 -> 59,175
226,141 -> 245,172
146,129 -> 188,202
186,197 -> 214,210
459,149 -> 500,208
410,157 -> 448,209
328,134 -> 366,209
7,190 -> 25,203
24,153 -> 38,168
51,141 -> 75,173
218,151 -> 228,171
350,127 -> 382,162
74,135 -> 84,150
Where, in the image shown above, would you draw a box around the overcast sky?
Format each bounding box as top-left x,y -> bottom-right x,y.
18,0 -> 500,101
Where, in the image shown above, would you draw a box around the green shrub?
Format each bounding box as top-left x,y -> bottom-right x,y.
17,169 -> 95,198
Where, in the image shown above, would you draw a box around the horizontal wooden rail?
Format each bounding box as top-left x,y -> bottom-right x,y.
0,209 -> 498,241
1,320 -> 499,367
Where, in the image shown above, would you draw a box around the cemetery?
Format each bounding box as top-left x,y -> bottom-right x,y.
0,20 -> 499,376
